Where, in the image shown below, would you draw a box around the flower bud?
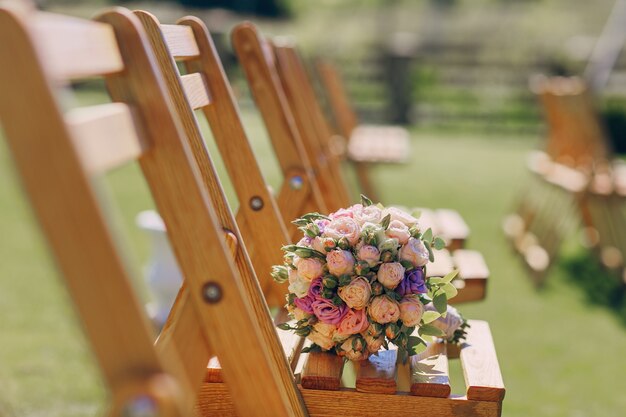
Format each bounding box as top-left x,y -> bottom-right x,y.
295,326 -> 311,337
322,275 -> 338,289
354,261 -> 370,276
322,288 -> 334,299
332,295 -> 344,306
395,332 -> 408,348
337,237 -> 351,250
295,248 -> 313,258
339,274 -> 353,286
367,322 -> 384,337
323,238 -> 337,252
379,238 -> 399,254
380,250 -> 394,263
371,281 -> 384,296
271,265 -> 289,283
385,322 -> 400,340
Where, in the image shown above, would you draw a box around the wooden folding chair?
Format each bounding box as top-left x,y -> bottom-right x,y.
315,58 -> 411,201
130,11 -> 290,307
504,75 -> 626,284
0,5 -> 305,416
231,24 -> 489,304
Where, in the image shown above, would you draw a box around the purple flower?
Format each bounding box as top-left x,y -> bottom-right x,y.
397,267 -> 427,296
312,298 -> 348,325
308,277 -> 324,298
316,219 -> 329,234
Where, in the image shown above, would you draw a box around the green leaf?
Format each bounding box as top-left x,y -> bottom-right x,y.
422,228 -> 433,244
360,194 -> 373,207
418,324 -> 446,337
433,291 -> 448,314
433,237 -> 446,250
442,270 -> 459,283
426,242 -> 435,262
421,310 -> 441,324
277,323 -> 292,331
407,335 -> 427,355
411,209 -> 422,219
428,277 -> 444,285
442,282 -> 458,299
380,214 -> 391,230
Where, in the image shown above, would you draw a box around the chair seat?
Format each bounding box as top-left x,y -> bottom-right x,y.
348,124 -> 411,163
412,207 -> 471,250
426,249 -> 489,304
199,320 -> 505,417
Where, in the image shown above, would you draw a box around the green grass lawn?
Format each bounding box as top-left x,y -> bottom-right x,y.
2,98 -> 626,416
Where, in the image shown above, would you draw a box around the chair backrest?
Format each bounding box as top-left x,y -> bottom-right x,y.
315,58 -> 359,141
272,42 -> 353,209
230,22 -> 328,231
132,11 -> 288,307
0,6 -> 305,417
533,75 -> 611,171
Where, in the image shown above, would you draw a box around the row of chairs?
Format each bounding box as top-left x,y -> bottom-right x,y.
504,75 -> 626,285
0,2 -> 504,416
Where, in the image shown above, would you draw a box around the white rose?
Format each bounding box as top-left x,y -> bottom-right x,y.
399,237 -> 430,267
288,269 -> 311,298
353,205 -> 383,226
323,217 -> 360,245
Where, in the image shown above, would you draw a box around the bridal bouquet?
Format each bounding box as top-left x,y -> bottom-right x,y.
273,196 -> 468,362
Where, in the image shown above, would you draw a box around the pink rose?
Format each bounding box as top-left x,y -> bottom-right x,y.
377,262 -> 405,289
337,308 -> 369,336
353,205 -> 382,226
399,237 -> 430,267
357,245 -> 380,267
326,249 -> 355,276
338,277 -> 371,309
368,295 -> 401,324
399,295 -> 424,327
323,217 -> 360,245
338,336 -> 369,361
382,207 -> 418,227
312,298 -> 348,325
297,237 -> 312,247
330,207 -> 354,219
385,220 -> 411,244
294,257 -> 324,281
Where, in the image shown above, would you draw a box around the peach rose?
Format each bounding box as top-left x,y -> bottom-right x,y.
363,333 -> 385,353
323,217 -> 360,245
368,295 -> 401,324
382,207 -> 418,227
338,277 -> 372,309
288,305 -> 310,321
311,236 -> 325,253
399,295 -> 424,327
326,249 -> 355,276
308,328 -> 335,350
357,245 -> 380,267
353,205 -> 382,226
338,336 -> 369,361
294,257 -> 324,281
313,322 -> 337,338
377,262 -> 405,289
337,308 -> 369,336
385,220 -> 411,245
399,237 -> 430,267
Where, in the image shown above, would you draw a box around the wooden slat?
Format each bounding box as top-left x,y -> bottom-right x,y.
453,250 -> 489,280
197,383 -> 503,417
414,208 -> 443,236
410,342 -> 451,398
65,103 -> 146,173
301,351 -> 345,390
355,349 -> 397,394
180,72 -> 211,110
460,320 -> 506,402
435,209 -> 470,243
161,24 -> 200,59
32,12 -> 124,79
426,249 -> 454,278
348,125 -> 410,163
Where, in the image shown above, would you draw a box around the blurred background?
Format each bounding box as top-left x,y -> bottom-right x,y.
2,0 -> 626,416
